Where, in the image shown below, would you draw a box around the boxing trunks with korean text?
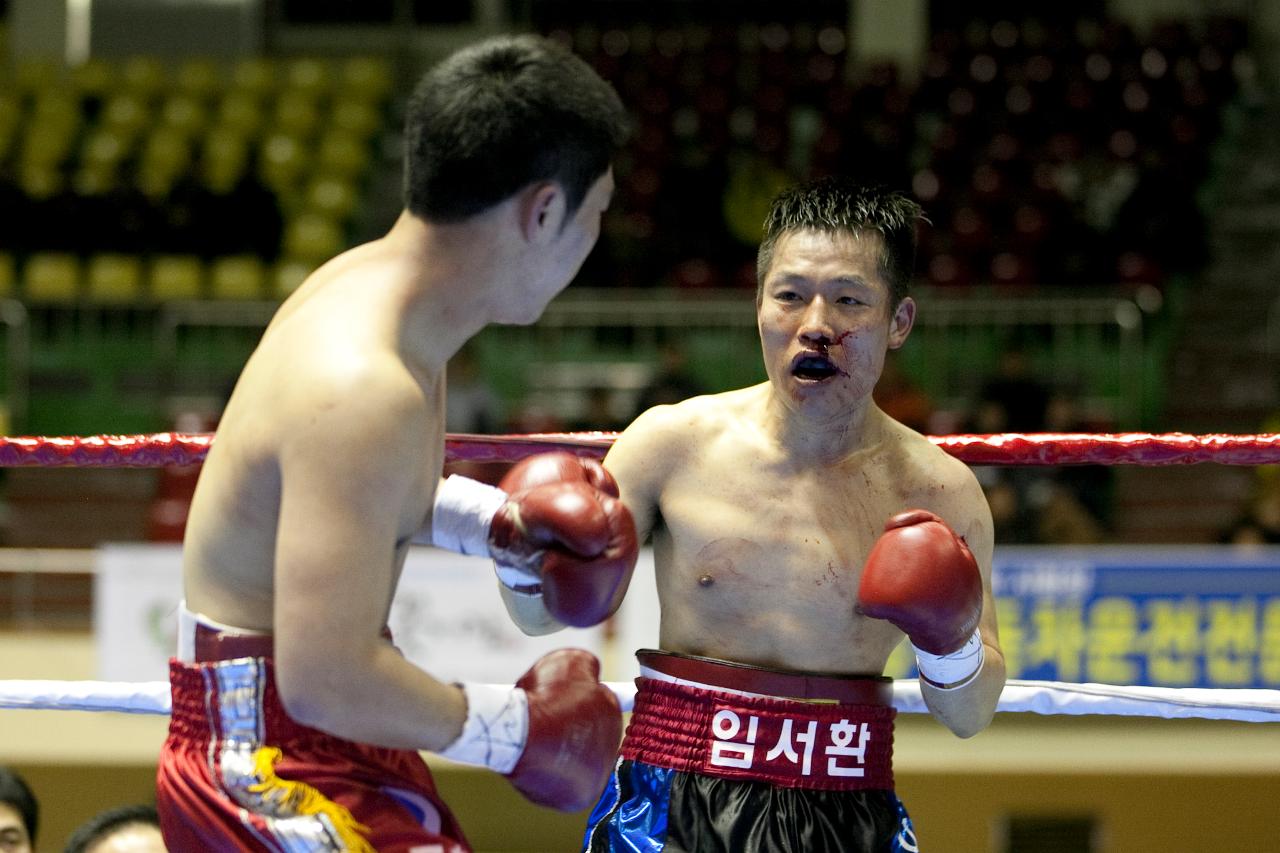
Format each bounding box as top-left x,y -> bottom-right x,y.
583,650 -> 919,853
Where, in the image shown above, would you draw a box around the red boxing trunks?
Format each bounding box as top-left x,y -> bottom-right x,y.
156,606 -> 471,852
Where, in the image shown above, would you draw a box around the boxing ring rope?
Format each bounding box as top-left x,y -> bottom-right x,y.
1,430 -> 1279,467
1,430 -> 1279,724
2,677 -> 1278,722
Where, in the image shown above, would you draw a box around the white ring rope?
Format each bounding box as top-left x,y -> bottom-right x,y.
1,678 -> 1277,722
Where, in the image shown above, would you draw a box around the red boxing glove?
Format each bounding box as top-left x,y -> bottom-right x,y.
507,649 -> 622,811
500,452 -> 619,497
857,510 -> 984,686
492,453 -> 637,628
438,649 -> 621,812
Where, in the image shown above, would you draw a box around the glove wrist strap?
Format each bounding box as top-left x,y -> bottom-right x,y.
438,683 -> 529,773
913,628 -> 984,690
432,476 -> 507,556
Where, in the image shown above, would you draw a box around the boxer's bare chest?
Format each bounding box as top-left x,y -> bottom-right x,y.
654,443 -> 915,672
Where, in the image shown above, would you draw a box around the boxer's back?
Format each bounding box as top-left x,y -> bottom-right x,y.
181,239 -> 445,631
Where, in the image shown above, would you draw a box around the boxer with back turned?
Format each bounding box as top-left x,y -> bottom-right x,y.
156,35 -> 636,852
504,177 -> 1006,852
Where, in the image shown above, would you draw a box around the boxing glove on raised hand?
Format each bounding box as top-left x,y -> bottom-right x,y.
494,452 -> 637,627
431,453 -> 638,627
438,649 -> 621,812
857,509 -> 985,689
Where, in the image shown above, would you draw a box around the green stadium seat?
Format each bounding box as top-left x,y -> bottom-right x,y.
24,253 -> 82,304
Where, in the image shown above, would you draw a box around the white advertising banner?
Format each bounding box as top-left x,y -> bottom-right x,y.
95,544 -> 661,686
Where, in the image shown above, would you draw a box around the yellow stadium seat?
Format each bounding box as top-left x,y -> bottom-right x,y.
231,58 -> 277,96
149,255 -> 204,302
304,176 -> 359,221
21,122 -> 76,170
330,97 -> 382,139
0,253 -> 16,299
273,91 -> 321,138
86,253 -> 143,304
81,128 -> 131,170
175,58 -> 222,98
120,56 -> 167,96
283,214 -> 344,265
101,93 -> 150,138
258,132 -> 309,194
315,130 -> 370,178
24,253 -> 81,304
160,94 -> 208,137
200,130 -> 249,192
217,92 -> 265,137
285,58 -> 329,97
209,256 -> 266,300
18,164 -> 64,201
272,259 -> 314,299
141,128 -> 192,176
338,57 -> 394,102
69,58 -> 115,97
15,60 -> 61,93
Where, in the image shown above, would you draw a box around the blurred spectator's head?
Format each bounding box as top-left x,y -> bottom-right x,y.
63,804 -> 164,853
756,177 -> 924,308
404,34 -> 630,223
0,767 -> 37,853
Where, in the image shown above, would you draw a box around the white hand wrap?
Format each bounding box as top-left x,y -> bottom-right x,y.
913,628 -> 984,690
432,476 -> 507,556
438,683 -> 529,773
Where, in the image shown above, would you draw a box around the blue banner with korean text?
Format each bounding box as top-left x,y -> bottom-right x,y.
888,546 -> 1280,688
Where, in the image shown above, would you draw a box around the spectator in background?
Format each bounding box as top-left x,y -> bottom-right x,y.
633,340 -> 707,415
445,343 -> 505,436
975,344 -> 1051,433
0,766 -> 38,853
64,804 -> 165,853
874,357 -> 934,434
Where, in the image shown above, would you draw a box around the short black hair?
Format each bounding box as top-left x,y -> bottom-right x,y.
404,34 -> 630,223
63,803 -> 160,853
756,177 -> 925,307
0,767 -> 38,845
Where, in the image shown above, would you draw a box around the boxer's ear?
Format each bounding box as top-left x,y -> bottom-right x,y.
888,297 -> 915,350
518,182 -> 566,245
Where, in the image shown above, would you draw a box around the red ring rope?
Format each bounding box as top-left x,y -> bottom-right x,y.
0,432 -> 1277,467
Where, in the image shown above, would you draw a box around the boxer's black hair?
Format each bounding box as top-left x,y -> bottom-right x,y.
756,177 -> 925,308
404,34 -> 630,224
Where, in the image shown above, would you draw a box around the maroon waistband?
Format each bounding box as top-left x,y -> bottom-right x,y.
622,676 -> 895,791
193,621 -> 274,662
637,649 -> 893,706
